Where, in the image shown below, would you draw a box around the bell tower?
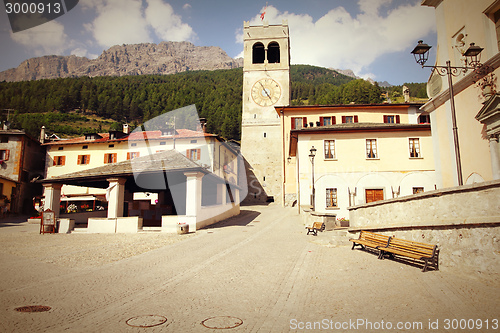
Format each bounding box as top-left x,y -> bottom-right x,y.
241,20 -> 290,203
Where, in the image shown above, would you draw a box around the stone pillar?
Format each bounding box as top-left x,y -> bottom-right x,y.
184,172 -> 203,218
220,183 -> 227,205
489,135 -> 500,180
43,183 -> 62,217
107,178 -> 126,219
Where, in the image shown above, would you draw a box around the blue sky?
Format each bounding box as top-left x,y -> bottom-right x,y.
0,0 -> 437,85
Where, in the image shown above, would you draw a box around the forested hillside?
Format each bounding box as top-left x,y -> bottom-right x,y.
0,65 -> 420,141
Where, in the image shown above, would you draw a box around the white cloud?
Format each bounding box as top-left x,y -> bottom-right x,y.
183,3 -> 191,10
85,0 -> 151,48
237,1 -> 436,79
10,20 -> 70,56
145,0 -> 195,42
83,0 -> 195,48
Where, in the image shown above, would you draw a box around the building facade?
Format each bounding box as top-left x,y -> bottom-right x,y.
0,129 -> 45,214
420,0 -> 500,188
240,20 -> 291,204
278,104 -> 435,220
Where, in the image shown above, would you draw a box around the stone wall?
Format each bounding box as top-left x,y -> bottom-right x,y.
348,180 -> 500,273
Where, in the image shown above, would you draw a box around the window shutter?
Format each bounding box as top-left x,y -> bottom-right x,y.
53,158 -> 56,166
61,156 -> 65,166
127,152 -> 130,160
104,154 -> 108,164
396,115 -> 400,123
86,155 -> 90,164
77,155 -> 81,165
342,116 -> 346,123
197,149 -> 201,160
186,149 -> 190,158
113,153 -> 117,163
302,117 -> 307,127
291,118 -> 295,130
319,117 -> 324,126
4,150 -> 9,161
332,116 -> 336,124
354,115 -> 359,123
383,115 -> 388,123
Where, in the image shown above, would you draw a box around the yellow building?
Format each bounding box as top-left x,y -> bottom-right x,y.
0,129 -> 45,214
277,104 -> 435,220
419,0 -> 500,187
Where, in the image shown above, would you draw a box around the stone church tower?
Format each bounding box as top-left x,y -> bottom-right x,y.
240,20 -> 290,203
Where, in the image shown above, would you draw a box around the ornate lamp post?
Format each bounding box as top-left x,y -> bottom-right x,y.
309,146 -> 317,210
411,40 -> 487,186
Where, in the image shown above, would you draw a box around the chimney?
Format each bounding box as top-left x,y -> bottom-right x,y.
40,126 -> 46,144
123,123 -> 129,134
198,118 -> 207,133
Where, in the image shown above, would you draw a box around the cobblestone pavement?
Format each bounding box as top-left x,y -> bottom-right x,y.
0,205 -> 498,332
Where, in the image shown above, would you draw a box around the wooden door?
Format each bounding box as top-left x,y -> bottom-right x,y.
365,189 -> 384,203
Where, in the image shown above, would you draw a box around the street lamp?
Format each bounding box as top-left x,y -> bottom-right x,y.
309,146 -> 317,210
411,40 -> 487,186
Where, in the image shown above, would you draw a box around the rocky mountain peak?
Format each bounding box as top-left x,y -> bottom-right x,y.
0,41 -> 244,82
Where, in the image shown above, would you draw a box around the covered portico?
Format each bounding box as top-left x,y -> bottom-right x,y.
40,150 -> 240,233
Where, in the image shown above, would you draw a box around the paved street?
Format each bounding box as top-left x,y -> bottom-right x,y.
0,205 -> 498,332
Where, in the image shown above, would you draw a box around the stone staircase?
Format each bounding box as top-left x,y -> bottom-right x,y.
308,227 -> 352,247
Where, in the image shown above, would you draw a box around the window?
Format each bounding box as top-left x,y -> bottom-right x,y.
104,153 -> 117,164
131,143 -> 137,147
267,42 -> 280,63
186,149 -> 201,160
342,115 -> 358,123
383,115 -> 400,123
320,116 -> 335,126
53,156 -> 65,166
418,114 -> 430,124
409,138 -> 421,158
326,188 -> 338,208
263,132 -> 267,138
82,145 -> 88,149
0,137 -> 8,143
366,189 -> 384,203
366,139 -> 377,158
108,144 -> 114,148
291,117 -> 307,130
190,140 -> 197,144
160,142 -> 166,145
77,155 -> 90,165
0,149 -> 10,161
324,140 -> 335,159
127,152 -> 140,160
413,187 -> 424,194
58,147 -> 64,150
252,42 -> 265,64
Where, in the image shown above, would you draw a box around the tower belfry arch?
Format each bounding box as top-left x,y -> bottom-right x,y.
240,20 -> 290,204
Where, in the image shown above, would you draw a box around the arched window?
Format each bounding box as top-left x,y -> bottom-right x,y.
267,42 -> 280,63
252,42 -> 265,64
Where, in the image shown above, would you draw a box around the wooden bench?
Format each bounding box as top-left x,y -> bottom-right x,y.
349,231 -> 391,252
305,222 -> 324,236
379,237 -> 439,272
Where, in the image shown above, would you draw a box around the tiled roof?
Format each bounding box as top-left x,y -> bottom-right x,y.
41,150 -> 204,182
43,129 -> 216,146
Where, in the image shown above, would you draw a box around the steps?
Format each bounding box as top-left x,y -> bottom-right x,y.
308,227 -> 352,247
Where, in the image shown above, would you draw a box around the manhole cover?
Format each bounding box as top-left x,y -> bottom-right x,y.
126,315 -> 167,328
15,305 -> 51,313
201,316 -> 243,329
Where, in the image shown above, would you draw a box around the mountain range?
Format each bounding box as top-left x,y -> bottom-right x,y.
0,41 -> 244,82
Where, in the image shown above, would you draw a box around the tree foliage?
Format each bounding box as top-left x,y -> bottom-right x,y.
0,65 -> 395,141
